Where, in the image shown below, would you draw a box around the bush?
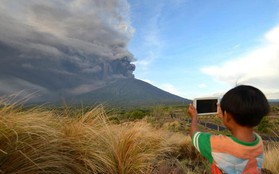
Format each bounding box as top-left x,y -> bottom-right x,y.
257,116 -> 271,134
129,110 -> 146,120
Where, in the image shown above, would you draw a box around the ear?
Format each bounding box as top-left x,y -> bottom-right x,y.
217,105 -> 223,118
224,111 -> 232,122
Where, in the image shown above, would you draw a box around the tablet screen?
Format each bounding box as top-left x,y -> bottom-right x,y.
194,98 -> 219,115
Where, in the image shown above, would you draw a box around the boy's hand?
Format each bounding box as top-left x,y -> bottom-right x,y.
187,104 -> 198,138
187,104 -> 198,118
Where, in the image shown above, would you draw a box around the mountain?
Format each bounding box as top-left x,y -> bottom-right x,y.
70,78 -> 190,107
268,99 -> 279,106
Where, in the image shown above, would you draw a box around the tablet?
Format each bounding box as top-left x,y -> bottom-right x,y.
193,97 -> 220,115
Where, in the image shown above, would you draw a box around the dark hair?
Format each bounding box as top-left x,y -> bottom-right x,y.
220,85 -> 270,127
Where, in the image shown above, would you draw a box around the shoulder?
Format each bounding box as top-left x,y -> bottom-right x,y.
192,132 -> 211,144
193,133 -> 236,148
210,134 -> 233,144
192,132 -> 212,151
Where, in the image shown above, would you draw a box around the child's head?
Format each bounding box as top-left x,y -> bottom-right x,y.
220,85 -> 270,127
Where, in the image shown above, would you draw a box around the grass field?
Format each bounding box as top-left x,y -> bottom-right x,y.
0,102 -> 278,173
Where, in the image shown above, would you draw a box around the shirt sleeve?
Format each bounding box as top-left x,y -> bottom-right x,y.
192,131 -> 213,164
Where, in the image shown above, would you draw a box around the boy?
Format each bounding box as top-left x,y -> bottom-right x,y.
187,85 -> 270,174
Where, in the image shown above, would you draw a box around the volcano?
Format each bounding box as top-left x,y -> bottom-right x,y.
69,78 -> 190,107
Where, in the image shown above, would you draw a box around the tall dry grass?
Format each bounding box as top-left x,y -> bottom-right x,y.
263,143 -> 279,173
0,102 -> 196,174
1,101 -> 277,174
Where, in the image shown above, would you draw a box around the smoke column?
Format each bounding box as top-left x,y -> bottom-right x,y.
0,0 -> 136,101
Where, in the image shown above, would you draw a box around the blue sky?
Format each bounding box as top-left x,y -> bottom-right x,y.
128,0 -> 279,99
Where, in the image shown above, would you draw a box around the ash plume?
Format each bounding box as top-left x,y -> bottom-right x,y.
0,0 -> 136,101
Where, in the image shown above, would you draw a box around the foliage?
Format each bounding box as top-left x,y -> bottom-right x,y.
271,106 -> 279,113
163,121 -> 181,132
129,109 -> 148,120
257,116 -> 272,134
105,108 -> 151,122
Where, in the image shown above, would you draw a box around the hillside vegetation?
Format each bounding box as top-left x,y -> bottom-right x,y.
72,79 -> 189,107
0,102 -> 278,173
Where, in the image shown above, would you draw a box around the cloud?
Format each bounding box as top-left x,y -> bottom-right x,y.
134,0 -> 187,70
133,0 -> 189,72
138,78 -> 184,97
198,84 -> 207,88
159,83 -> 184,97
134,6 -> 164,69
265,26 -> 279,44
0,0 -> 136,100
201,25 -> 279,98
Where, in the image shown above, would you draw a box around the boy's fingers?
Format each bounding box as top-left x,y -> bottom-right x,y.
188,103 -> 192,107
189,104 -> 194,109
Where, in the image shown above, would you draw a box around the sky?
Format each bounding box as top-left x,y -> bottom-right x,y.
128,0 -> 279,99
0,0 -> 278,101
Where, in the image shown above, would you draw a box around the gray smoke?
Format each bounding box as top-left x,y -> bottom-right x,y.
0,0 -> 135,101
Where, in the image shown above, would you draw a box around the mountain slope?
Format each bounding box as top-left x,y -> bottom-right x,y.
73,78 -> 190,107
